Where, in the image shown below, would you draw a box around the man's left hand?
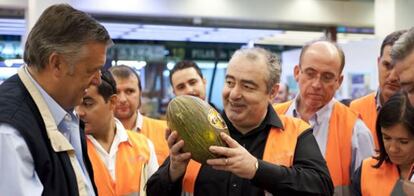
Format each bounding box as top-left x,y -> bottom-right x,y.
207,132 -> 258,179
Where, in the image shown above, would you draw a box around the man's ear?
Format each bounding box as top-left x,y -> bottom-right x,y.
48,52 -> 65,77
269,83 -> 280,101
293,65 -> 300,82
337,74 -> 344,87
109,94 -> 118,110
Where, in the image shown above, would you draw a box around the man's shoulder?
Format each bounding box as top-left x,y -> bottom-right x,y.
125,129 -> 152,147
350,92 -> 376,109
333,100 -> 359,117
0,75 -> 34,121
277,114 -> 310,133
143,116 -> 167,126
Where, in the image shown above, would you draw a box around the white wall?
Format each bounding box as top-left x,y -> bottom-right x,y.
0,0 -> 26,9
339,38 -> 381,98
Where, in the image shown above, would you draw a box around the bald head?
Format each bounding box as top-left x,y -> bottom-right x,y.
299,40 -> 345,74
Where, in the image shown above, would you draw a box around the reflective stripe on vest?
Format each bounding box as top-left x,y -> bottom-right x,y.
274,101 -> 355,195
350,92 -> 379,149
141,116 -> 169,165
18,67 -> 88,196
361,158 -> 400,196
181,115 -> 309,195
88,130 -> 150,196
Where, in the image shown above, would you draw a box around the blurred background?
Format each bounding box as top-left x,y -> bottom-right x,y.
0,0 -> 411,118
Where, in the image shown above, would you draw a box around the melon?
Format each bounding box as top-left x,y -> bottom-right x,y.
166,95 -> 229,164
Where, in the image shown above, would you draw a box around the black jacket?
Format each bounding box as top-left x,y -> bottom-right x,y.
0,74 -> 97,196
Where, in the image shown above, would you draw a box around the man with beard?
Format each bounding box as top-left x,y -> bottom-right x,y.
350,30 -> 406,149
110,65 -> 169,165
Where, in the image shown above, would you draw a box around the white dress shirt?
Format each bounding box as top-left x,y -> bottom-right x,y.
285,97 -> 375,174
0,69 -> 95,196
87,118 -> 159,180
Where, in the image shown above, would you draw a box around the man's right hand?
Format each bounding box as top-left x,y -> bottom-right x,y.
167,129 -> 191,182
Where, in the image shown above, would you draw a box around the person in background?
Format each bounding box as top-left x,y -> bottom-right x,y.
169,60 -> 219,110
76,71 -> 158,195
273,83 -> 290,103
147,47 -> 334,196
350,30 -> 406,149
0,4 -> 112,195
170,60 -> 207,100
110,65 -> 169,165
352,92 -> 414,196
274,40 -> 374,195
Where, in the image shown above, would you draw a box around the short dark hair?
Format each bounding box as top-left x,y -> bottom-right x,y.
169,60 -> 203,86
231,47 -> 281,93
98,71 -> 117,102
374,92 -> 414,168
380,30 -> 407,57
299,40 -> 345,74
24,4 -> 112,70
109,65 -> 142,91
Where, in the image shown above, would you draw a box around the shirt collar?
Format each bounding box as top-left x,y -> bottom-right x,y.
266,104 -> 284,129
291,95 -> 335,126
222,104 -> 283,135
375,89 -> 382,111
133,110 -> 144,131
24,67 -> 71,126
114,118 -> 130,144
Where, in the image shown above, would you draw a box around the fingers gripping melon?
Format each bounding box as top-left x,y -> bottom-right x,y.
166,95 -> 229,164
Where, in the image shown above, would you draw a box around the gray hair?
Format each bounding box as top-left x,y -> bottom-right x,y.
231,47 -> 281,93
23,4 -> 113,71
391,28 -> 413,63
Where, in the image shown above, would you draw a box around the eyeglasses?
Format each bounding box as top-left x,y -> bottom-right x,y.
300,67 -> 338,84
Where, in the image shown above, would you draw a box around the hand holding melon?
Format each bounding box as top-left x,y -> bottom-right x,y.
166,95 -> 229,164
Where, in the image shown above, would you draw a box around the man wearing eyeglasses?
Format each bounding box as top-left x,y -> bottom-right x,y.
274,40 -> 374,196
76,71 -> 158,195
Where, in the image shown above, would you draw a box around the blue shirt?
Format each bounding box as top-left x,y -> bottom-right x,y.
0,69 -> 95,196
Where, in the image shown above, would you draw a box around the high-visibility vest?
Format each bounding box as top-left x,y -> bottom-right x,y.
87,130 -> 150,196
181,114 -> 310,195
350,92 -> 379,149
360,158 -> 400,196
140,116 -> 169,165
274,100 -> 355,195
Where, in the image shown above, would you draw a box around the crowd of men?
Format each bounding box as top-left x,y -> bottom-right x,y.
0,3 -> 414,196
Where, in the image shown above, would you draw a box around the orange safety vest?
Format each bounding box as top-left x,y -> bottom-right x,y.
274,101 -> 355,194
181,114 -> 310,195
87,130 -> 150,196
140,116 -> 169,165
360,158 -> 400,196
350,92 -> 379,149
